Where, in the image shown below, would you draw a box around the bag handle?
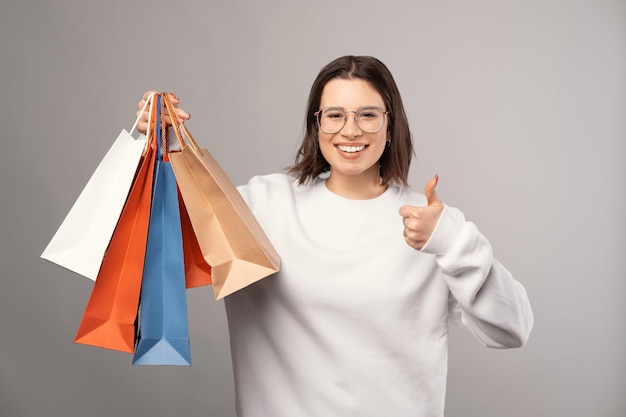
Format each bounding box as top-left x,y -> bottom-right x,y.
158,93 -> 179,161
156,94 -> 165,160
129,92 -> 157,139
146,92 -> 157,141
161,92 -> 204,156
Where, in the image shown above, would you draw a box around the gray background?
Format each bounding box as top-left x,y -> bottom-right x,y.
1,0 -> 624,416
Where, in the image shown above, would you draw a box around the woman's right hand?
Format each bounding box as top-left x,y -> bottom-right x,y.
135,90 -> 191,134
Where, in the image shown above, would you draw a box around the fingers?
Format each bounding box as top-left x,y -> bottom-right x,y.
400,217 -> 433,251
398,204 -> 415,219
136,121 -> 149,135
135,105 -> 149,134
142,90 -> 159,101
160,93 -> 191,121
399,175 -> 444,250
137,92 -> 180,111
174,107 -> 191,121
135,91 -> 191,134
136,91 -> 158,130
137,90 -> 159,112
425,174 -> 441,207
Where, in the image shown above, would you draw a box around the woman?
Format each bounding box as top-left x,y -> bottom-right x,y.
137,55 -> 533,417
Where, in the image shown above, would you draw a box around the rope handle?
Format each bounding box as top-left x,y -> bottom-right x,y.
160,94 -> 169,160
161,92 -> 204,156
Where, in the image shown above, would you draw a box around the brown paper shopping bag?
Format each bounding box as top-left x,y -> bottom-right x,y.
162,94 -> 280,299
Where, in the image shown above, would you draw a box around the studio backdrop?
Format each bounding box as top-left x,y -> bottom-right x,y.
1,1 -> 624,416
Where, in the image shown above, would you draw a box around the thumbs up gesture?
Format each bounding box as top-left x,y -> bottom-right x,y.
399,175 -> 444,251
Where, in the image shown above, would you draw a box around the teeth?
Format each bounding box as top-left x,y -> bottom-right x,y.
337,145 -> 366,153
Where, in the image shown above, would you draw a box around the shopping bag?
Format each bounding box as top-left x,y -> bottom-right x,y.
41,95 -> 155,280
162,93 -> 280,299
179,189 -> 213,288
73,96 -> 159,353
133,94 -> 191,366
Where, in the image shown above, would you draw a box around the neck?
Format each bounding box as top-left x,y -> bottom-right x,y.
325,171 -> 388,200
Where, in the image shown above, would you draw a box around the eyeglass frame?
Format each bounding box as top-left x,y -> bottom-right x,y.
313,106 -> 391,134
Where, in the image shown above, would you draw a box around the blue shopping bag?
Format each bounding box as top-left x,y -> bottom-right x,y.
133,94 -> 191,366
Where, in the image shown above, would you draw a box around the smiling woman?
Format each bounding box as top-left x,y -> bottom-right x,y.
314,78 -> 390,199
135,55 -> 533,417
288,56 -> 414,191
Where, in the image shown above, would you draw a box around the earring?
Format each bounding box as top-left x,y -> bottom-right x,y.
386,139 -> 391,148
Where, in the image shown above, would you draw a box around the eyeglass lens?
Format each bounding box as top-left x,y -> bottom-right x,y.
317,107 -> 386,134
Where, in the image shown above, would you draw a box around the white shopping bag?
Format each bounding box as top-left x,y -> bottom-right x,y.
41,94 -> 156,280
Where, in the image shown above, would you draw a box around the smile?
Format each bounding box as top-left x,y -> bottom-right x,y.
336,145 -> 367,153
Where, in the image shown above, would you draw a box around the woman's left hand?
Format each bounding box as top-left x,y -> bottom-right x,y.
399,175 -> 444,251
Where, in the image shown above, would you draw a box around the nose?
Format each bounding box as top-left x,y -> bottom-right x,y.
340,111 -> 361,137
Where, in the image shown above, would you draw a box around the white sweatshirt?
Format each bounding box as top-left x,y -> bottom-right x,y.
226,173 -> 533,417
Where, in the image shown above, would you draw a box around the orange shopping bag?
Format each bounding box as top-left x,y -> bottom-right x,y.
74,96 -> 158,353
179,190 -> 212,288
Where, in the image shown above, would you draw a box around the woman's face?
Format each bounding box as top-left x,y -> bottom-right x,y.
317,78 -> 389,184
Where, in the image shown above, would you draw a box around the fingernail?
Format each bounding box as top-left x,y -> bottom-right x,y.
434,174 -> 439,185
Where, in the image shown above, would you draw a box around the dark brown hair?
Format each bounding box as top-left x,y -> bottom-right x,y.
288,55 -> 414,187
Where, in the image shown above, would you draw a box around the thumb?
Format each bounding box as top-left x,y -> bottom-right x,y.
425,174 -> 441,207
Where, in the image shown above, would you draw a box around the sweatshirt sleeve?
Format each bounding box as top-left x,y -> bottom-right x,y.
420,206 -> 534,348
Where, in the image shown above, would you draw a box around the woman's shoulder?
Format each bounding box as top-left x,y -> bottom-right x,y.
238,172 -> 297,193
237,172 -> 307,208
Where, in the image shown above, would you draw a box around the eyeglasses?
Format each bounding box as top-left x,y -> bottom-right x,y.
314,106 -> 390,134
